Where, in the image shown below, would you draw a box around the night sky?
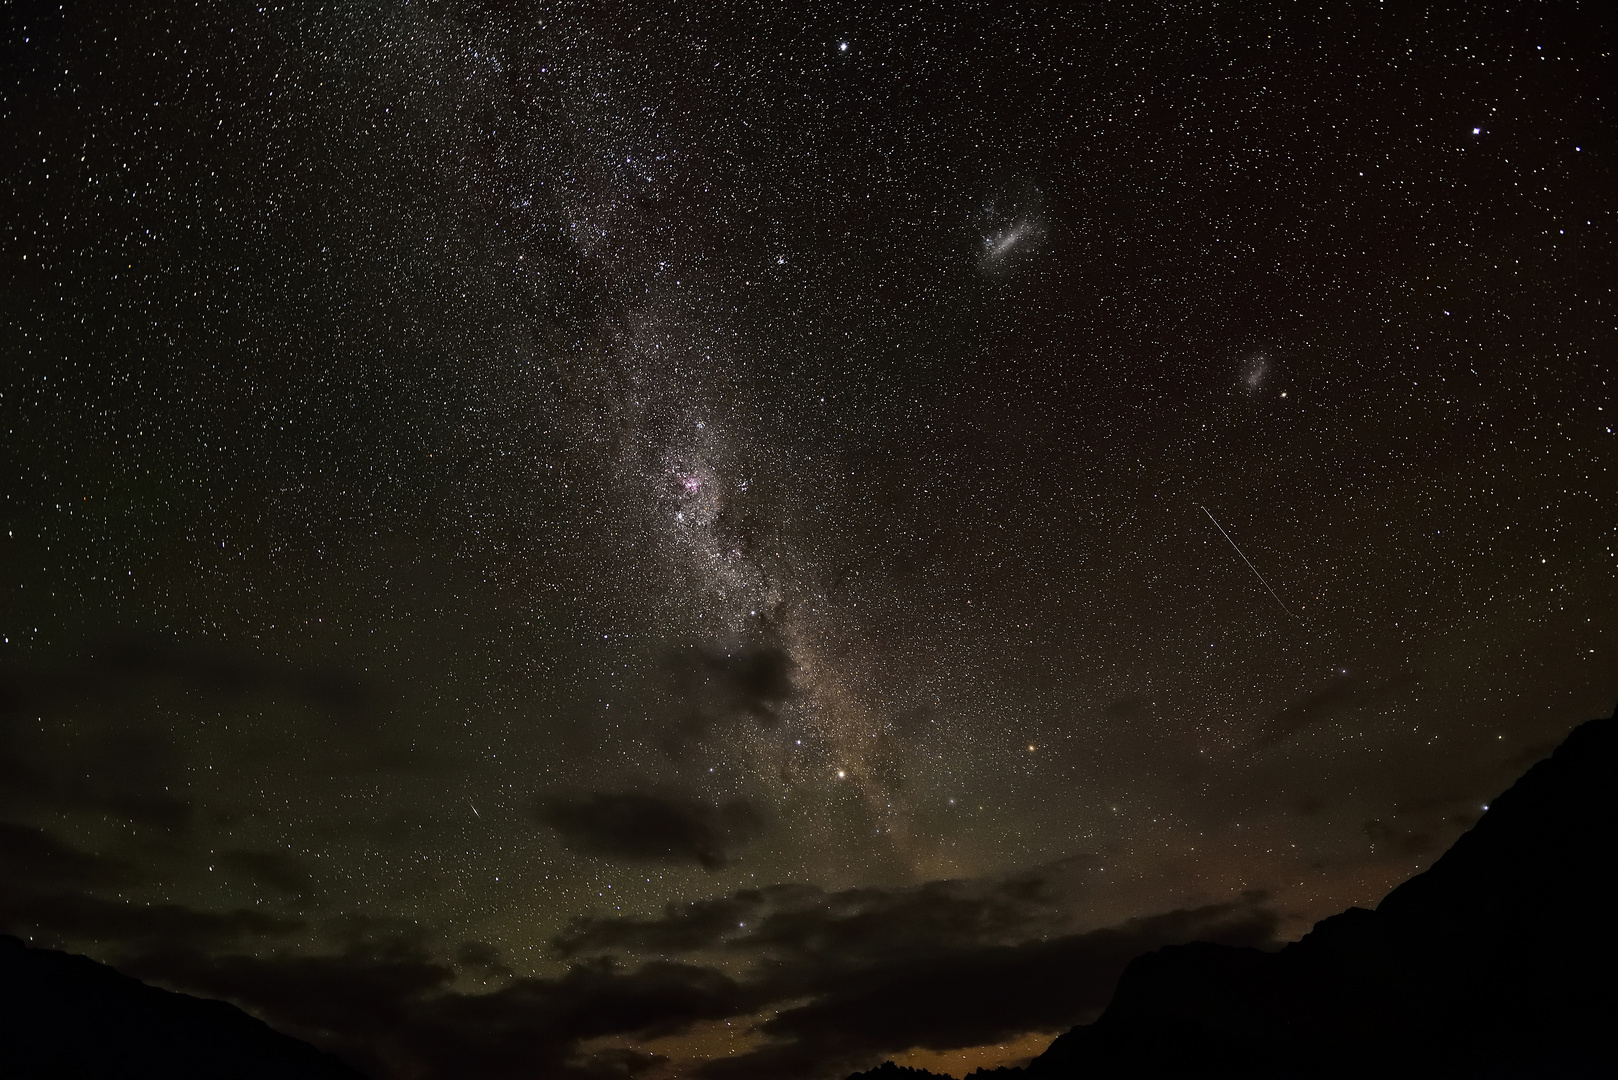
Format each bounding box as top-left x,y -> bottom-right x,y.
2,2 -> 1615,1078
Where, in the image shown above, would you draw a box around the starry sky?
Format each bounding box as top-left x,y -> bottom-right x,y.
2,2 -> 1615,1078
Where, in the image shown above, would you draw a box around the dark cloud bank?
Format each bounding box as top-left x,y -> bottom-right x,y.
0,637 -> 384,842
4,709 -> 1613,1079
536,791 -> 767,870
0,638 -> 379,722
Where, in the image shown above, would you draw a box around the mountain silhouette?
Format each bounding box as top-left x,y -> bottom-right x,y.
0,934 -> 366,1080
851,709 -> 1618,1079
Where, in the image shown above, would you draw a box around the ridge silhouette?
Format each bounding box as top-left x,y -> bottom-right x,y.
851,708 -> 1618,1079
0,934 -> 365,1080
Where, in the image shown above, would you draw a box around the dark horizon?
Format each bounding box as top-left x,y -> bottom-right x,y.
3,2 -> 1614,1077
6,706 -> 1614,1079
845,707 -> 1618,1079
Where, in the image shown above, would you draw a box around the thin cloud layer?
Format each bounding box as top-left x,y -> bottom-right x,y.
537,792 -> 767,869
553,856 -> 1100,962
1252,670 -> 1422,746
0,638 -> 380,720
0,638 -> 388,836
0,822 -> 142,890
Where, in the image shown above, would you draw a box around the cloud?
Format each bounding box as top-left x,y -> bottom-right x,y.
219,849 -> 319,898
125,947 -> 754,1080
93,638 -> 377,714
0,842 -> 749,1080
0,822 -> 142,889
110,882 -> 1269,1080
453,939 -> 512,979
1103,695 -> 1153,720
554,859 -> 1277,1080
0,891 -> 298,952
1,828 -> 1277,1080
0,636 -> 384,832
553,856 -> 1098,963
1362,818 -> 1434,855
697,903 -> 1278,1080
0,637 -> 380,719
0,716 -> 194,831
1252,670 -> 1421,746
0,825 -> 294,954
536,792 -> 767,869
569,1046 -> 670,1079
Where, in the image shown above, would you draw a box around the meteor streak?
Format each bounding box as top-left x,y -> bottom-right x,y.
1201,505 -> 1298,619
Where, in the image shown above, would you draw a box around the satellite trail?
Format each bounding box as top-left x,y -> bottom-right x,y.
1201,505 -> 1298,620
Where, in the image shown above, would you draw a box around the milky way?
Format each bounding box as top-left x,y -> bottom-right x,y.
3,4 -> 1615,1078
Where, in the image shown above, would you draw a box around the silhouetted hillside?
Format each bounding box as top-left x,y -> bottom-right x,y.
0,934 -> 366,1080
851,710 -> 1618,1080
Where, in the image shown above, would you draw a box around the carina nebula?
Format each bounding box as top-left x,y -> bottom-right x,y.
1,3 -> 1613,1079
